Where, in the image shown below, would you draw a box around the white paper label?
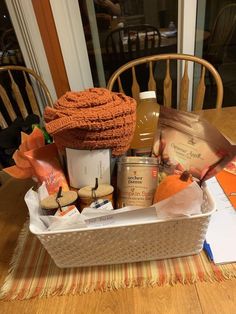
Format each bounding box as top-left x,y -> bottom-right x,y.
66,148 -> 111,188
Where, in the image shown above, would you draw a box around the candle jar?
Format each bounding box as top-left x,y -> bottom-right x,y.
78,184 -> 114,211
40,190 -> 78,215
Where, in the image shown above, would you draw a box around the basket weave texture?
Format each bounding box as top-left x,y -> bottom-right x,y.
31,189 -> 215,268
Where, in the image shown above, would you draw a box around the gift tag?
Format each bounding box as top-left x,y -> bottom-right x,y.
54,205 -> 79,217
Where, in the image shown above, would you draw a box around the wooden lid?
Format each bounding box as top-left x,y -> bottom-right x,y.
78,184 -> 114,198
40,190 -> 78,210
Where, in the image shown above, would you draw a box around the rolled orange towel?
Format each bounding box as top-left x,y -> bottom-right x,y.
44,88 -> 136,156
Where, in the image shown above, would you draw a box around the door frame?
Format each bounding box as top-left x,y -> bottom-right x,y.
6,0 -> 57,102
178,0 -> 197,110
49,0 -> 93,91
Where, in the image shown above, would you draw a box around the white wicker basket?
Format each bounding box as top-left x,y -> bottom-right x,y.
30,187 -> 215,268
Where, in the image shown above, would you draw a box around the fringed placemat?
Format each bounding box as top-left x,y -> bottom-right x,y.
1,221 -> 236,300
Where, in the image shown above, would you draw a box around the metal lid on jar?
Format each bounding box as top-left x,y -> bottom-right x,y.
118,156 -> 158,165
139,91 -> 156,100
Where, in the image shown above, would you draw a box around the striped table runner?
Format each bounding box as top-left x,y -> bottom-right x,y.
1,222 -> 236,300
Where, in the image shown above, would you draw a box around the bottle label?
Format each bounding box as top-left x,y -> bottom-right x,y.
117,164 -> 158,208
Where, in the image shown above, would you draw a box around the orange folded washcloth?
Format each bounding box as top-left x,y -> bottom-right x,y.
44,88 -> 136,156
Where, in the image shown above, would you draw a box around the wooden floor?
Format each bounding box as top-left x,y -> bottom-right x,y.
1,107 -> 236,313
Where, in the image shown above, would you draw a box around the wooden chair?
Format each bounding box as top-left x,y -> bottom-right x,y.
105,24 -> 161,73
0,65 -> 53,128
107,53 -> 223,111
205,4 -> 236,68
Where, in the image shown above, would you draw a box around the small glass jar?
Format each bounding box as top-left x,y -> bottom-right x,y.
78,184 -> 114,211
117,156 -> 158,208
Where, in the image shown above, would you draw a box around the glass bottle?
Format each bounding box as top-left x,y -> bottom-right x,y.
130,91 -> 160,157
168,21 -> 176,31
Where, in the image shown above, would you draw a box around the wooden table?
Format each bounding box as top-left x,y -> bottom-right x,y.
196,106 -> 236,143
88,25 -> 178,56
0,107 -> 236,313
159,29 -> 210,48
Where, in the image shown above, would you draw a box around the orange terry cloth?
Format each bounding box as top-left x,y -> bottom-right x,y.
44,88 -> 137,156
216,169 -> 236,209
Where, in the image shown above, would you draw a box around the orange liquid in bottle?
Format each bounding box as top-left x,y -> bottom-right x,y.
130,91 -> 160,156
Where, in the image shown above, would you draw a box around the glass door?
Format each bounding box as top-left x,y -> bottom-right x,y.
49,0 -> 214,109
79,0 -> 178,87
195,0 -> 236,107
0,1 -> 26,126
0,1 -> 25,67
